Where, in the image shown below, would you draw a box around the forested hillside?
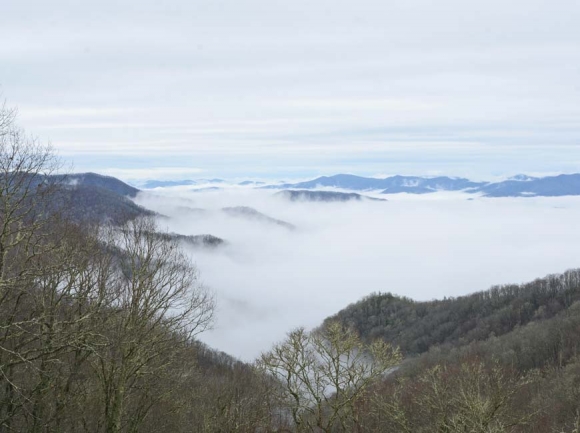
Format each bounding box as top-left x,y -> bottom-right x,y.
326,270 -> 580,355
0,107 -> 270,432
325,270 -> 580,432
56,184 -> 156,225
53,172 -> 140,197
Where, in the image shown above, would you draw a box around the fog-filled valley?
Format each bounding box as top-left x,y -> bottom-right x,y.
4,0 -> 580,427
134,186 -> 580,360
3,105 -> 580,430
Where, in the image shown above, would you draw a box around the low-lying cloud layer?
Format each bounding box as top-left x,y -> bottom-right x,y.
135,188 -> 580,361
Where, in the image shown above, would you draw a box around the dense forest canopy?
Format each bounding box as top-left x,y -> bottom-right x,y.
327,269 -> 580,355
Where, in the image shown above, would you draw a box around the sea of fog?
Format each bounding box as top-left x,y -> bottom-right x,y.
134,187 -> 580,361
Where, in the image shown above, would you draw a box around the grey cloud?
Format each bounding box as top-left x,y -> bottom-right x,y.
1,0 -> 579,177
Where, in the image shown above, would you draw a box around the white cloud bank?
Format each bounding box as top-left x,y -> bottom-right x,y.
135,188 -> 580,361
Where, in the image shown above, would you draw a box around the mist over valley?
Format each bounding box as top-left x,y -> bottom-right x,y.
133,183 -> 580,360
3,0 -> 580,426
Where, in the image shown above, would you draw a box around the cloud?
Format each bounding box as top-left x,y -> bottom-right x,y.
97,166 -> 205,182
134,187 -> 580,361
1,0 -> 579,177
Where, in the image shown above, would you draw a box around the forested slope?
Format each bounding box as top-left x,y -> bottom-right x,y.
56,184 -> 156,224
326,269 -> 580,355
325,269 -> 580,432
0,105 -> 269,433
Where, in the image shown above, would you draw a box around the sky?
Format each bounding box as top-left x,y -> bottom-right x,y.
1,0 -> 580,181
135,188 -> 580,360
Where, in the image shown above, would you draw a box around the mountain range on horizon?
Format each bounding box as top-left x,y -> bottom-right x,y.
265,173 -> 580,197
137,172 -> 580,197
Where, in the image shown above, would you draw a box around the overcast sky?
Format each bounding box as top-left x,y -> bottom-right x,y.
1,0 -> 579,181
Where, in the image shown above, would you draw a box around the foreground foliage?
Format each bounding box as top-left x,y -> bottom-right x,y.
258,322 -> 401,432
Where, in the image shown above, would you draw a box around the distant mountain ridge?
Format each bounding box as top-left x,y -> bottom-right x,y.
265,173 -> 580,197
276,190 -> 386,202
137,172 -> 580,197
272,174 -> 480,194
475,174 -> 580,197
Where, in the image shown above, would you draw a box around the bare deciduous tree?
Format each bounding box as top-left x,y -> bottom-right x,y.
0,102 -> 68,432
91,217 -> 215,433
371,358 -> 537,433
257,321 -> 401,432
